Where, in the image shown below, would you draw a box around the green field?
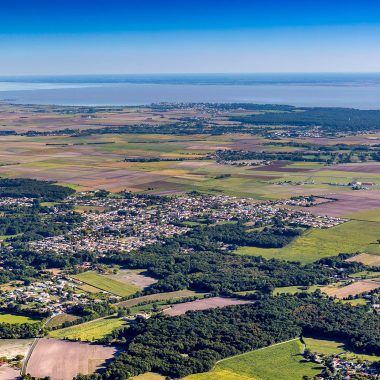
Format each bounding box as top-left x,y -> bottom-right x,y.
0,312 -> 40,324
350,270 -> 380,281
116,290 -> 204,308
273,285 -> 321,295
45,313 -> 80,328
185,339 -> 323,380
303,337 -> 380,361
236,220 -> 380,263
73,271 -> 139,297
49,315 -> 126,341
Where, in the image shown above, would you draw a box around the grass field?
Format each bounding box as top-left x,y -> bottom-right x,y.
46,313 -> 80,328
49,315 -> 126,341
236,220 -> 380,263
273,285 -> 321,295
350,270 -> 380,280
0,312 -> 40,324
73,271 -> 139,297
116,290 -> 204,308
185,339 -> 322,380
303,337 -> 380,361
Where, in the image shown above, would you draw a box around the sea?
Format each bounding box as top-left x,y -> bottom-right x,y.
0,73 -> 380,109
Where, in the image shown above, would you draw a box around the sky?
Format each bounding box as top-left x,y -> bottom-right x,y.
1,0 -> 380,75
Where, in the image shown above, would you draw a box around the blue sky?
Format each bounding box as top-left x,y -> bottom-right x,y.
1,0 -> 380,75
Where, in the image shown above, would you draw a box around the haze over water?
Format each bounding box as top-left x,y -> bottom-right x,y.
1,74 -> 380,109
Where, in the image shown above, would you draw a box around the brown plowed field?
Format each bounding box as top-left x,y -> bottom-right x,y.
324,163 -> 380,174
26,339 -> 118,380
0,365 -> 20,380
346,253 -> 380,266
308,192 -> 380,216
322,281 -> 380,299
163,297 -> 253,316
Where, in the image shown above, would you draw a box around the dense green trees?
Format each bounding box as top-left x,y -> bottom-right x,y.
0,203 -> 82,242
91,295 -> 380,379
231,107 -> 380,134
0,322 -> 43,338
101,225 -> 350,294
0,178 -> 75,200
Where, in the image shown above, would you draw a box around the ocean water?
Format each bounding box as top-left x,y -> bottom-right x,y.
0,73 -> 380,108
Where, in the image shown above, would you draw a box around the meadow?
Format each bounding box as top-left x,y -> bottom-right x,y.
236,220 -> 380,263
0,312 -> 40,324
73,271 -> 139,297
48,315 -> 127,341
303,337 -> 380,361
46,313 -> 80,328
185,339 -> 322,380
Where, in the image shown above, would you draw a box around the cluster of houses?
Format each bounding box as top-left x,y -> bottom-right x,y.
0,275 -> 99,315
26,192 -> 346,256
0,196 -> 33,208
319,355 -> 380,379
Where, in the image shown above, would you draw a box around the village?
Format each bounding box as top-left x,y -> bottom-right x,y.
27,192 -> 347,255
0,273 -> 106,316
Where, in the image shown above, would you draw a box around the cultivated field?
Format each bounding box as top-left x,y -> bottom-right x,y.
303,337 -> 380,361
321,281 -> 380,299
0,313 -> 40,324
346,253 -> 380,266
45,313 -> 80,329
26,338 -> 119,380
2,128 -> 380,198
73,271 -> 139,297
116,290 -> 205,308
48,316 -> 127,341
185,339 -> 322,380
163,297 -> 253,317
0,338 -> 34,359
236,220 -> 380,263
0,365 -> 20,380
105,269 -> 157,289
309,192 -> 380,217
273,285 -> 321,295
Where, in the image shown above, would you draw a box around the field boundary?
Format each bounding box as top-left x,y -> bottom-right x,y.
215,338 -> 299,365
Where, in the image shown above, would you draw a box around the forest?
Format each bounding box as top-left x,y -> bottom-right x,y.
231,107 -> 380,134
78,295 -> 380,379
101,225 -> 361,294
0,178 -> 75,201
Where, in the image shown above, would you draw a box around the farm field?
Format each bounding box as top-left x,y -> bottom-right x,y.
1,130 -> 380,198
304,191 -> 380,218
0,338 -> 34,359
321,281 -> 380,299
72,271 -> 139,297
0,365 -> 20,380
49,315 -> 127,341
163,297 -> 253,317
26,338 -> 119,380
0,312 -> 40,324
346,253 -> 380,266
46,313 -> 80,328
116,290 -> 205,308
235,220 -> 380,263
185,339 -> 323,380
350,270 -> 380,280
273,285 -> 321,295
132,373 -> 166,380
303,337 -> 380,361
105,269 -> 158,289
